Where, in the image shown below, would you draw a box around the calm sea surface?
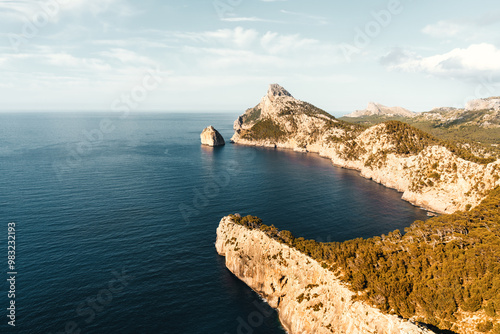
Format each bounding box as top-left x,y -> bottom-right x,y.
0,112 -> 429,334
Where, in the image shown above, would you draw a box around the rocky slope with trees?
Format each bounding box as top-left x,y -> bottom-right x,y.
217,187 -> 500,333
231,84 -> 500,214
216,215 -> 435,334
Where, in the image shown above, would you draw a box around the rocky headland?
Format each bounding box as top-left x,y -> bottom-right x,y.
216,216 -> 435,334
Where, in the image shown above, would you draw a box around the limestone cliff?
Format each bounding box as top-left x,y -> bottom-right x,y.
216,216 -> 434,334
231,84 -> 500,214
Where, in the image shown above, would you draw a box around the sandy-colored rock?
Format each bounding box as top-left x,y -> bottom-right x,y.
200,126 -> 225,147
216,217 -> 435,334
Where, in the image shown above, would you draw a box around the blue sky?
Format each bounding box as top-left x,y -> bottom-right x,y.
1,0 -> 500,114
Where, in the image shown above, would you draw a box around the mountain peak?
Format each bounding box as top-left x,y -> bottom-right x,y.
267,84 -> 293,101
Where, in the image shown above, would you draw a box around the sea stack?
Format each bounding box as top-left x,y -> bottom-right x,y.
200,126 -> 225,147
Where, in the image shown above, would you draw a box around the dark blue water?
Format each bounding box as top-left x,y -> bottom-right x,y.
0,112 -> 429,334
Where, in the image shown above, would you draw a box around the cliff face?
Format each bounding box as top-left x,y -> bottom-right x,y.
231,84 -> 500,214
216,217 -> 434,334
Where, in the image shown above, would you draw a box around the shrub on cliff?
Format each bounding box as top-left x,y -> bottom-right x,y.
241,119 -> 287,141
229,214 -> 262,229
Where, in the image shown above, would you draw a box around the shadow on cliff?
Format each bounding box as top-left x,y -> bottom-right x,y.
419,323 -> 458,334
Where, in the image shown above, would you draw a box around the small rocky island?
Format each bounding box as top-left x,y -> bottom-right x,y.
200,126 -> 225,147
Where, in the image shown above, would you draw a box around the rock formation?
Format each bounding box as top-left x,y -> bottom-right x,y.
345,102 -> 415,118
216,216 -> 434,334
231,84 -> 500,214
200,126 -> 225,147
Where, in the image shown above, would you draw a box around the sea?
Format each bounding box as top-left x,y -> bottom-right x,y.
0,112 -> 429,334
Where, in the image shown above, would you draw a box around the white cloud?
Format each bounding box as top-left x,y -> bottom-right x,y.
221,17 -> 280,23
99,48 -> 157,66
170,27 -> 337,57
384,43 -> 500,79
57,0 -> 126,16
40,52 -> 112,72
0,0 -> 39,19
92,38 -> 167,49
260,31 -> 318,54
170,27 -> 259,49
205,27 -> 259,48
150,27 -> 344,77
0,0 -> 132,23
183,47 -> 282,69
422,20 -> 464,38
280,10 -> 328,25
0,49 -> 113,73
221,17 -> 262,22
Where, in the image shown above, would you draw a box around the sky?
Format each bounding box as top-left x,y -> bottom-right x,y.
1,0 -> 500,114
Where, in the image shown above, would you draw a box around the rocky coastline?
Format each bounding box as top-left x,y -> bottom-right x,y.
216,216 -> 435,334
230,84 -> 500,214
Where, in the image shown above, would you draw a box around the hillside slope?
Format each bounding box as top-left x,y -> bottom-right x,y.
340,98 -> 500,150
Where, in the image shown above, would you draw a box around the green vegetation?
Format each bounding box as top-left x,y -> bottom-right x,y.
341,115 -> 500,159
301,102 -> 336,120
409,124 -> 500,157
244,107 -> 262,123
477,321 -> 494,332
241,102 -> 496,165
241,119 -> 287,141
229,187 -> 500,332
382,121 -> 495,164
339,115 -> 409,125
307,302 -> 323,311
240,102 -> 364,146
278,100 -> 336,121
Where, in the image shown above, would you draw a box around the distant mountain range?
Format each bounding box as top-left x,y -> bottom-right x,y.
344,102 -> 415,118
343,97 -> 500,129
415,100 -> 500,128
